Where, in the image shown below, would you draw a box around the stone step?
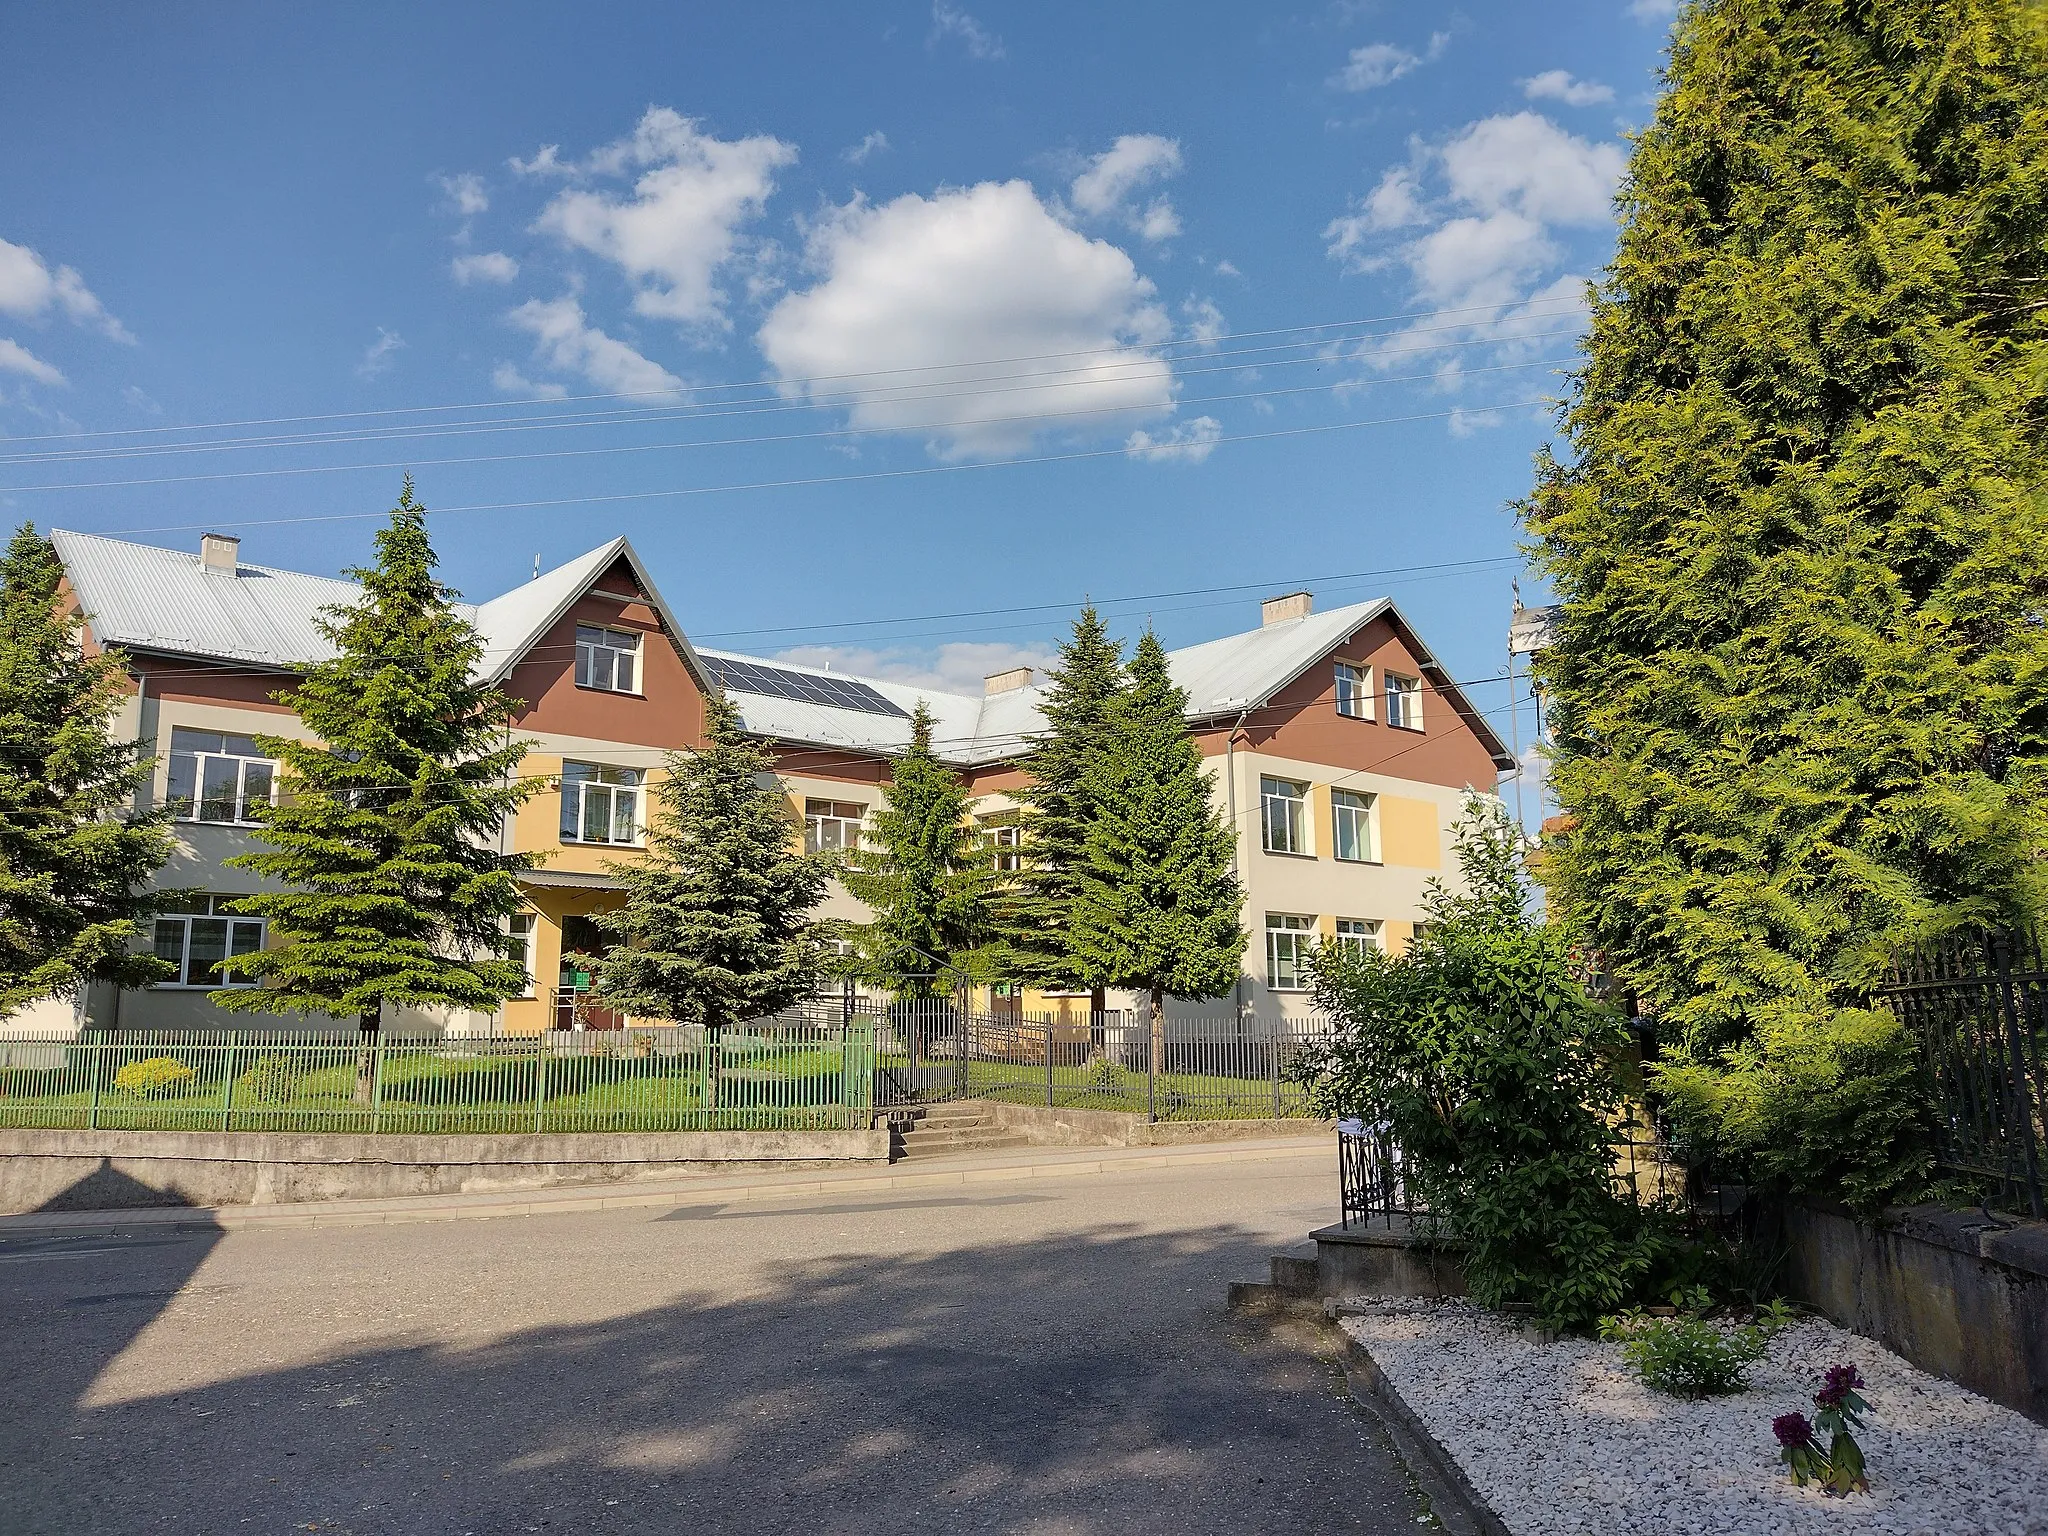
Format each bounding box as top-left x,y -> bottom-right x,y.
895,1127 -> 1032,1157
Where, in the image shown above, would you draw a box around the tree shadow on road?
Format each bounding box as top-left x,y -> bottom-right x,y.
12,1214 -> 1413,1536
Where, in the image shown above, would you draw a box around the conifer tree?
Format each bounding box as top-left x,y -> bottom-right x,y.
1006,606 -> 1126,999
839,701 -> 995,1000
1070,631 -> 1245,1060
587,696 -> 827,1029
1528,0 -> 2048,1052
0,524 -> 174,1012
217,482 -> 541,1049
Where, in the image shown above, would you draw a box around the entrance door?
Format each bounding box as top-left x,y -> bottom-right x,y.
556,915 -> 624,1030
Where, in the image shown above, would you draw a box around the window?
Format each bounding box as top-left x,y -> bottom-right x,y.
507,912 -> 536,997
985,815 -> 1022,872
1333,918 -> 1383,958
165,727 -> 276,825
1335,661 -> 1372,719
1261,776 -> 1309,855
805,799 -> 865,855
1266,913 -> 1316,992
575,625 -> 641,693
560,762 -> 642,844
153,896 -> 264,988
1385,673 -> 1424,731
1332,789 -> 1377,862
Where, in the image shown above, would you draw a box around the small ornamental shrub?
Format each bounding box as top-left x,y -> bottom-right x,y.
1779,1363 -> 1872,1497
1601,1292 -> 1798,1398
113,1055 -> 195,1099
235,1054 -> 302,1104
1080,1052 -> 1128,1095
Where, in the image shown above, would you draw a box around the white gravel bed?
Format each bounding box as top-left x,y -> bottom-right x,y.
1339,1299 -> 2048,1535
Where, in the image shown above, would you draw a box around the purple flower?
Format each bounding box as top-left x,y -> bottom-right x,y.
1815,1364 -> 1864,1410
1773,1412 -> 1817,1449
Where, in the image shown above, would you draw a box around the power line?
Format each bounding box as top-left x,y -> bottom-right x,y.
3,295 -> 1588,447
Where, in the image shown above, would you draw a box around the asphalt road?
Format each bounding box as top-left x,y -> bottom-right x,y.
1,1149 -> 1424,1535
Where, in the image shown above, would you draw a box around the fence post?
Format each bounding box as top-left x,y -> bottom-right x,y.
1270,1013 -> 1283,1121
369,1037 -> 385,1135
1991,933 -> 2047,1219
220,1035 -> 238,1132
533,1033 -> 548,1134
1146,1004 -> 1157,1123
86,1037 -> 101,1130
1045,1020 -> 1054,1108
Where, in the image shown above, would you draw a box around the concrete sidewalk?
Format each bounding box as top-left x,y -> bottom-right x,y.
0,1133 -> 1332,1236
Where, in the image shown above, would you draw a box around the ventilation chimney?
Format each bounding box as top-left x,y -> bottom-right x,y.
199,532 -> 240,577
1261,590 -> 1312,627
984,665 -> 1034,696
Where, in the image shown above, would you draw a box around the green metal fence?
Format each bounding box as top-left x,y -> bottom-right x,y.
0,1022 -> 876,1135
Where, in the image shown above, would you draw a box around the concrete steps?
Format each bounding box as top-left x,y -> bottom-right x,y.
887,1106 -> 1032,1160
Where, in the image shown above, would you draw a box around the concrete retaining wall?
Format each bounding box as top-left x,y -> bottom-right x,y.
1780,1201 -> 2048,1425
0,1126 -> 891,1213
970,1099 -> 1330,1147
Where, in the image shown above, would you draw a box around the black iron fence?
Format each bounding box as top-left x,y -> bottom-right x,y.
1876,929 -> 2048,1218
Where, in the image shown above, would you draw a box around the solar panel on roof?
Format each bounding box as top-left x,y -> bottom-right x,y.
704,655 -> 909,718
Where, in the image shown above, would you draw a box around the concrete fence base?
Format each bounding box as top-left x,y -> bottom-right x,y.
0,1127 -> 891,1214
965,1099 -> 1330,1147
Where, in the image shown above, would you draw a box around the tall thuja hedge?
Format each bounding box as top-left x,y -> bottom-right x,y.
1529,0 -> 2048,1052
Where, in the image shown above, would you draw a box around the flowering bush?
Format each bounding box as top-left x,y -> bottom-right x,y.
235,1054 -> 302,1104
1600,1290 -> 1797,1397
1777,1363 -> 1870,1495
112,1055 -> 195,1099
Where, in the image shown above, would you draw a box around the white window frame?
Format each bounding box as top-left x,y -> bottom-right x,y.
1332,789 -> 1378,863
560,762 -> 643,846
1265,913 -> 1316,992
507,911 -> 537,998
165,727 -> 278,826
1385,672 -> 1424,731
152,896 -> 265,988
804,798 -> 865,855
1260,776 -> 1310,856
574,625 -> 642,695
1333,918 -> 1383,958
985,816 -> 1022,873
1334,661 -> 1373,720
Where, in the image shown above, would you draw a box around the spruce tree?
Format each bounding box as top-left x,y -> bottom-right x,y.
587,696 -> 828,1029
1528,0 -> 2048,1052
216,481 -> 541,1049
1070,631 -> 1245,1061
0,524 -> 174,1013
838,702 -> 995,1000
1006,606 -> 1126,1001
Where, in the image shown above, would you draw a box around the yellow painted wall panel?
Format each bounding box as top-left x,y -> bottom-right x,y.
1311,783 -> 1335,861
1378,795 -> 1441,869
1383,919 -> 1416,957
1316,912 -> 1337,942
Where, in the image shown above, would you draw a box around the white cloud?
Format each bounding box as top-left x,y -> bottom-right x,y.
1212,258 -> 1243,278
509,144 -> 571,178
506,295 -> 685,401
1439,112 -> 1625,225
1182,296 -> 1227,347
1332,31 -> 1448,92
122,384 -> 162,414
1627,0 -> 1679,17
491,362 -> 568,400
356,327 -> 405,380
1125,414 -> 1221,464
451,251 -> 519,285
531,107 -> 797,329
775,641 -> 1058,698
758,180 -> 1176,459
1522,70 -> 1616,107
843,130 -> 890,165
439,172 -> 489,217
1070,134 -> 1184,243
930,2 -> 1004,60
0,237 -> 133,343
0,338 -> 64,385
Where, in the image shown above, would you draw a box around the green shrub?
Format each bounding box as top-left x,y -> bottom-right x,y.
1300,796 -> 1662,1333
1600,1291 -> 1797,1398
1653,1008 -> 1931,1214
1080,1052 -> 1127,1094
113,1055 -> 195,1098
235,1054 -> 302,1104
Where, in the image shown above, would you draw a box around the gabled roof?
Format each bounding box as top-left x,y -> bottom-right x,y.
50,529 -> 714,694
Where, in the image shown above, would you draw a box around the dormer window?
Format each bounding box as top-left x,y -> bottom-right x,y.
1334,661 -> 1372,719
576,625 -> 641,694
1385,672 -> 1424,731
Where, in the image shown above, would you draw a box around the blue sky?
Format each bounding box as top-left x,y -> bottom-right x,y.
0,0 -> 1676,752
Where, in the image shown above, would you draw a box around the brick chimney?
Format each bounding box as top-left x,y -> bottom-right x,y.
984,666 -> 1034,696
1261,590 -> 1312,627
199,532 -> 240,576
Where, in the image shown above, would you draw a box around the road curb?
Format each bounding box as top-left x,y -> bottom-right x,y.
1339,1330 -> 1513,1536
0,1136 -> 1331,1236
